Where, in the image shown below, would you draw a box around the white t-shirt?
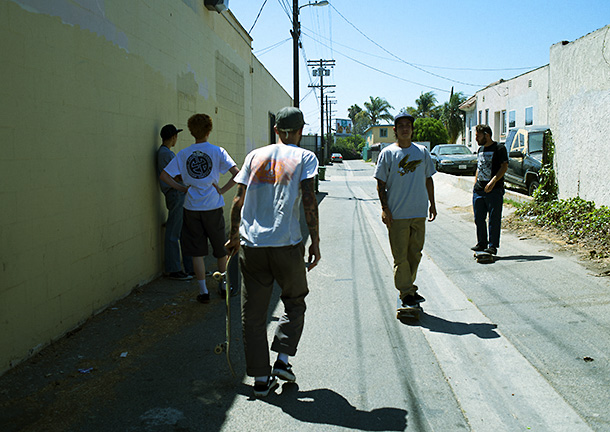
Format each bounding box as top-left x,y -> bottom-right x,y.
234,143 -> 318,247
373,142 -> 436,219
164,141 -> 236,211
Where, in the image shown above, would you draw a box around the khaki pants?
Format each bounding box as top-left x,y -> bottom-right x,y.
240,243 -> 309,377
388,218 -> 426,299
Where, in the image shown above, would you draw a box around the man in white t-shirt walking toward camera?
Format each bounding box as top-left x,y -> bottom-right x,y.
225,107 -> 320,397
160,113 -> 239,303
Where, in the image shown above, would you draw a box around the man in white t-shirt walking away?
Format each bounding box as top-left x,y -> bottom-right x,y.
373,112 -> 437,310
160,113 -> 239,303
225,107 -> 320,397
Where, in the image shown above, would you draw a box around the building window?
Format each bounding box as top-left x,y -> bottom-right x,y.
525,107 -> 533,126
485,109 -> 489,125
501,110 -> 507,134
379,128 -> 388,138
509,110 -> 516,128
478,110 -> 482,124
528,79 -> 532,88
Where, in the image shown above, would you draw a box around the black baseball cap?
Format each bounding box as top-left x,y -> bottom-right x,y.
275,107 -> 306,131
394,112 -> 415,125
160,124 -> 183,140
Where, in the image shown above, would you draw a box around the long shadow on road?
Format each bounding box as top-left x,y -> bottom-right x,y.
243,383 -> 408,431
401,313 -> 501,339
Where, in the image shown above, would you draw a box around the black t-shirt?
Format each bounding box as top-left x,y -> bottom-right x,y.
474,142 -> 508,191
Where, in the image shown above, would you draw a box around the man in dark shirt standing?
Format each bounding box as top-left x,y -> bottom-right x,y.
157,124 -> 193,280
472,124 -> 508,256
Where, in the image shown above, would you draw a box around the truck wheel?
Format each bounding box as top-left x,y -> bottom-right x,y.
528,180 -> 540,196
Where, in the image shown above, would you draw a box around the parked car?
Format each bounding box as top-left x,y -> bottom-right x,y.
504,126 -> 550,195
331,153 -> 343,163
430,144 -> 477,175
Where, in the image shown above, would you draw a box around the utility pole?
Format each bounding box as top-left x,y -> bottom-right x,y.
308,59 -> 335,163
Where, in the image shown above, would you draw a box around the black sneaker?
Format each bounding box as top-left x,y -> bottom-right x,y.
484,247 -> 497,255
168,271 -> 193,281
401,295 -> 419,308
196,293 -> 210,304
272,360 -> 296,382
471,244 -> 486,252
253,376 -> 278,397
413,293 -> 426,303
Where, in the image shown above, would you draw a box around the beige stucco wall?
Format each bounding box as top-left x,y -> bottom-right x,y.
0,0 -> 290,374
549,25 -> 610,206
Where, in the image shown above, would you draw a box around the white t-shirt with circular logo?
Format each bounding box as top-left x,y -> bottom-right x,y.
164,141 -> 236,211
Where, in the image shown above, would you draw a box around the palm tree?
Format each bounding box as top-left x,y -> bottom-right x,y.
347,104 -> 362,123
415,91 -> 437,118
441,91 -> 467,143
362,96 -> 394,125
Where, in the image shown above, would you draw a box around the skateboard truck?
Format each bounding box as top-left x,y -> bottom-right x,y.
474,250 -> 496,264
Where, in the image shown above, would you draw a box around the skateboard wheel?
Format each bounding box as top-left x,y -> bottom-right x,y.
212,271 -> 222,281
214,344 -> 224,354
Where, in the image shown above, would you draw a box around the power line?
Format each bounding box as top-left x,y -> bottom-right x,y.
248,0 -> 269,34
328,3 -> 483,87
301,25 -> 536,72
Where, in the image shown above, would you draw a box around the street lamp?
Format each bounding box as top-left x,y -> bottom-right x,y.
292,0 -> 329,107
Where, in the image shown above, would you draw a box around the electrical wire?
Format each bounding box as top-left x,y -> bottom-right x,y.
328,3 -> 483,87
248,0 -> 269,34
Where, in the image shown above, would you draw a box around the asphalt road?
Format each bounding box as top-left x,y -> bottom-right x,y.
1,159 -> 608,431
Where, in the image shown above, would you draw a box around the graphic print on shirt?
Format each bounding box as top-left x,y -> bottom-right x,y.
250,155 -> 299,185
398,154 -> 422,176
477,151 -> 493,181
186,151 -> 213,179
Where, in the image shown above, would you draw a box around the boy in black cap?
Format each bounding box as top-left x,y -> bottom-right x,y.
373,112 -> 437,309
156,124 -> 193,280
225,106 -> 320,397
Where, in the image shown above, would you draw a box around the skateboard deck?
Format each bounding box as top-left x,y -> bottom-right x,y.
474,250 -> 495,264
396,295 -> 422,321
212,254 -> 239,377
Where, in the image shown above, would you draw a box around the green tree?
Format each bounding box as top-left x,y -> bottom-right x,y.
347,104 -> 362,123
441,91 -> 467,143
348,104 -> 368,135
331,135 -> 366,160
412,117 -> 449,147
415,91 -> 437,118
361,96 -> 394,125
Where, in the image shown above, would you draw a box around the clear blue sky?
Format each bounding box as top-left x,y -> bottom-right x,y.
230,0 -> 610,135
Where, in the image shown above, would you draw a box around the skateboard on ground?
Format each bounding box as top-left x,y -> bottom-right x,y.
212,253 -> 240,377
474,250 -> 496,264
396,295 -> 423,321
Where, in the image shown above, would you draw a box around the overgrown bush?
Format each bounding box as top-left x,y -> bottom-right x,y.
516,198 -> 610,257
330,135 -> 365,160
514,130 -> 610,258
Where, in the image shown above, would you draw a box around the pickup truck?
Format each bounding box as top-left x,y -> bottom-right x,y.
504,126 -> 550,195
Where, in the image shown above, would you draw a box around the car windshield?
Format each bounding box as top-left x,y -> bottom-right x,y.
438,146 -> 471,155
529,133 -> 543,152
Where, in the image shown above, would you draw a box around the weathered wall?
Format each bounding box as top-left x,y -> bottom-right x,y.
462,66 -> 549,148
549,25 -> 610,206
0,0 -> 291,374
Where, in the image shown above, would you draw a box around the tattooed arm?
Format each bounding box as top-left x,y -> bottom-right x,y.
376,179 -> 392,227
224,183 -> 246,256
301,177 -> 320,271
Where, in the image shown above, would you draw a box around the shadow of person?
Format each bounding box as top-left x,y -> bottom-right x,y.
495,254 -> 553,262
242,383 -> 407,431
412,313 -> 500,339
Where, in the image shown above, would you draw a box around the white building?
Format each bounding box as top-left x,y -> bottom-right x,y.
460,65 -> 550,147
